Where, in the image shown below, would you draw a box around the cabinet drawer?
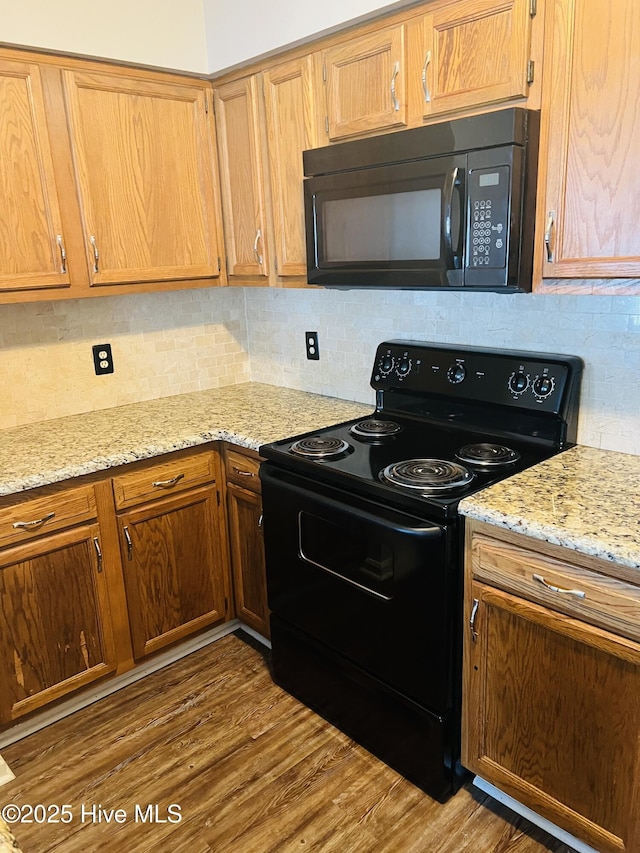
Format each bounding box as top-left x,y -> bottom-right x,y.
471,534 -> 640,642
112,451 -> 216,510
0,484 -> 97,548
226,448 -> 261,493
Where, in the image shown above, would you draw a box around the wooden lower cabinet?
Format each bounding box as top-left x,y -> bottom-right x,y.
463,521 -> 640,853
224,447 -> 270,639
0,522 -> 116,724
113,450 -> 230,661
0,442 -> 265,729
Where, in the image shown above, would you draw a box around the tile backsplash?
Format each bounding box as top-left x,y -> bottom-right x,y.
1,285 -> 639,456
245,287 -> 640,456
0,288 -> 250,429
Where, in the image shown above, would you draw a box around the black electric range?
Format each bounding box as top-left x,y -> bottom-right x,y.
258,340 -> 583,801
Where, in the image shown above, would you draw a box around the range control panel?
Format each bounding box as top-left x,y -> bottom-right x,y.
371,340 -> 583,415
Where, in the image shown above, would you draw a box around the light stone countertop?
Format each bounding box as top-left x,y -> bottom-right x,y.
0,382 -> 372,497
459,445 -> 640,571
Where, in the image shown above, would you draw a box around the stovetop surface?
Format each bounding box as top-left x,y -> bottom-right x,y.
259,411 -> 560,521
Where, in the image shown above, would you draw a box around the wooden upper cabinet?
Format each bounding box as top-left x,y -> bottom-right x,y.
214,76 -> 270,281
0,59 -> 70,293
62,70 -> 221,287
538,0 -> 640,280
410,0 -> 533,121
322,24 -> 407,141
263,56 -> 318,278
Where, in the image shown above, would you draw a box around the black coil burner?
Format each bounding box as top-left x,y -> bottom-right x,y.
456,442 -> 521,467
290,436 -> 351,459
350,418 -> 402,439
380,458 -> 474,493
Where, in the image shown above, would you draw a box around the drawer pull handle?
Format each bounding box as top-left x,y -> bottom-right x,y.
13,511 -> 55,530
152,473 -> 185,488
232,467 -> 254,477
533,573 -> 586,599
469,598 -> 479,642
123,526 -> 133,560
93,537 -> 103,573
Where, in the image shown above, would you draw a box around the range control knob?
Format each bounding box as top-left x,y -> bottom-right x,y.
396,357 -> 412,377
447,362 -> 466,384
532,375 -> 556,399
508,370 -> 530,395
379,355 -> 395,375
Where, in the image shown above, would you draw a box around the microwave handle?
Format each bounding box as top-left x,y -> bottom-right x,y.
443,166 -> 463,270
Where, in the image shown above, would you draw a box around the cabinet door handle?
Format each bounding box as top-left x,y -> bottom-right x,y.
56,235 -> 67,273
532,573 -> 586,599
232,467 -> 254,478
151,473 -> 185,488
390,60 -> 400,111
254,229 -> 263,265
123,526 -> 133,560
90,235 -> 100,273
421,50 -> 431,103
12,511 -> 55,530
469,598 -> 479,642
544,211 -> 555,263
93,537 -> 103,573
258,513 -> 264,533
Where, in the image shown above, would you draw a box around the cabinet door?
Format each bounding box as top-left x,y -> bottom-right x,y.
263,57 -> 318,279
214,77 -> 270,281
62,70 -> 221,286
0,59 -> 70,293
416,0 -> 532,120
0,524 -> 116,723
118,487 -> 228,660
540,0 -> 640,278
463,581 -> 640,853
322,24 -> 407,141
226,483 -> 269,638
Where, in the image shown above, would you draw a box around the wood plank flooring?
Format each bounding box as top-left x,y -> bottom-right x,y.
1,632 -> 574,853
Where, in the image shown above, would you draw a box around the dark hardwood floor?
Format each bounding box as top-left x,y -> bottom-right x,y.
1,633 -> 574,852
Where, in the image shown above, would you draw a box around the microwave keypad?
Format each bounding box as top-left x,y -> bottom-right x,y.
468,167 -> 509,269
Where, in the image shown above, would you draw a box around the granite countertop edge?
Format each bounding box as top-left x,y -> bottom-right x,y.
459,445 -> 640,572
0,428 -> 259,496
0,383 -> 373,498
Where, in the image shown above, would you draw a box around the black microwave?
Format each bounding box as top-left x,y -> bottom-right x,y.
303,108 -> 539,292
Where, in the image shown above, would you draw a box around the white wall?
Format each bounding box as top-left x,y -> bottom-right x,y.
203,0 -> 418,73
0,0 -> 208,72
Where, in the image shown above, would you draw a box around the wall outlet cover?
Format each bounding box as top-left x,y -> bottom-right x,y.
305,332 -> 319,360
92,343 -> 114,375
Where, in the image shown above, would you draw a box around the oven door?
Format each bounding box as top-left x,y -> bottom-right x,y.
260,463 -> 459,713
304,154 -> 466,288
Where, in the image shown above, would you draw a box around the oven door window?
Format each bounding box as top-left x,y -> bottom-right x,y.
299,511 -> 394,599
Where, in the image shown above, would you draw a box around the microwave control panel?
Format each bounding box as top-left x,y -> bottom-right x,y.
467,165 -> 510,270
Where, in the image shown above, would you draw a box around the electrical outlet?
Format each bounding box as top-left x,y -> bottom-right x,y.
92,343 -> 114,375
305,331 -> 320,360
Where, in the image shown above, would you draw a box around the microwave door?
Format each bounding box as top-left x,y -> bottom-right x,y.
305,155 -> 467,288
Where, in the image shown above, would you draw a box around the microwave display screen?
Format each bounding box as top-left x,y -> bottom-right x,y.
324,188 -> 442,262
479,172 -> 500,187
